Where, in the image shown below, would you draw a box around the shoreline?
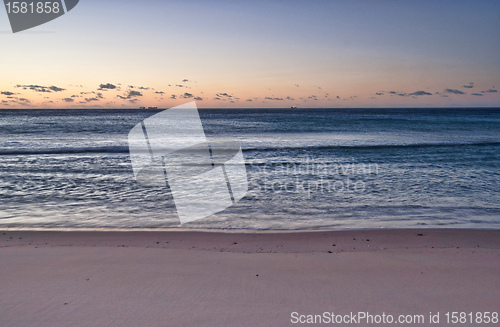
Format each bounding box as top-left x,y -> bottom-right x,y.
2,225 -> 500,231
1,228 -> 499,253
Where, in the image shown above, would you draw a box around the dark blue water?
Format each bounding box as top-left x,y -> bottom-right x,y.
0,108 -> 499,230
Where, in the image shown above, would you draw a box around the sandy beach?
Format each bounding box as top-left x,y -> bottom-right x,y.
1,229 -> 499,327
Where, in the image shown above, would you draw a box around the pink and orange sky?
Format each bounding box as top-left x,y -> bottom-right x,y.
1,0 -> 499,108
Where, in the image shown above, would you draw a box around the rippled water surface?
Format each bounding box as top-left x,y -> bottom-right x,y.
0,108 -> 499,230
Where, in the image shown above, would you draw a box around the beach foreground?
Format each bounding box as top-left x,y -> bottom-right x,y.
1,229 -> 499,327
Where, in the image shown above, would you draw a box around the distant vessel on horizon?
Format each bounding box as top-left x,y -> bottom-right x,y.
291,105 -> 297,109
139,106 -> 158,109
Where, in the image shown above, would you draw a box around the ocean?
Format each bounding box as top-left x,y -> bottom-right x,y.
0,107 -> 499,230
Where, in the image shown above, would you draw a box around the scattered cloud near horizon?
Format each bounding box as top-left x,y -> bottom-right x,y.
98,83 -> 117,90
1,81 -> 498,108
14,84 -> 66,93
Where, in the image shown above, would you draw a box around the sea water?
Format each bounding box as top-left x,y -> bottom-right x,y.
0,108 -> 499,230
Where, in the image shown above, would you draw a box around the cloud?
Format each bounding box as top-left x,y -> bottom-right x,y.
62,98 -> 74,102
193,96 -> 203,101
182,93 -> 193,98
375,92 -> 384,96
295,84 -> 300,87
463,82 -> 474,89
471,93 -> 483,96
15,84 -> 65,92
216,93 -> 232,98
444,89 -> 465,95
170,95 -> 177,99
286,96 -> 295,101
5,97 -> 31,106
388,91 -> 397,94
129,99 -> 139,103
85,97 -> 99,102
175,84 -> 185,88
182,79 -> 189,82
96,92 -> 104,99
1,91 -> 15,96
155,91 -> 165,95
481,89 -> 498,93
138,86 -> 150,90
49,86 -> 65,92
15,84 -> 42,91
117,90 -> 143,99
246,99 -> 253,102
409,90 -> 432,96
98,83 -> 117,90
264,97 -> 284,100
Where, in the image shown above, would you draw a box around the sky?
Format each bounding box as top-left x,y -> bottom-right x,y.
1,0 -> 499,108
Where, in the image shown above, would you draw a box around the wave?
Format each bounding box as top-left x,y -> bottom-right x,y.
243,141 -> 500,152
0,141 -> 499,156
0,146 -> 130,156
